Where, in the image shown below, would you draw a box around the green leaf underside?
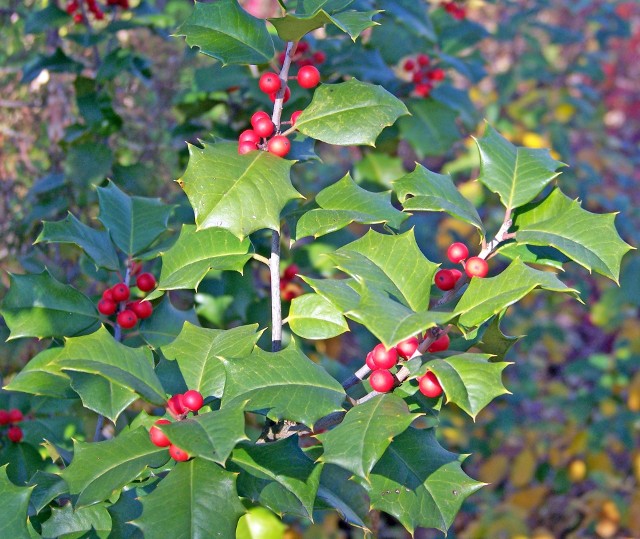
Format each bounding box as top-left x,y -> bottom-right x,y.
179,142 -> 301,239
475,124 -> 565,210
3,347 -> 75,399
233,436 -> 322,520
1,270 -> 98,340
394,164 -> 484,232
454,258 -> 579,331
157,224 -> 252,292
288,294 -> 349,340
41,503 -> 112,539
296,173 -> 407,240
177,0 -> 274,65
35,213 -> 120,270
269,11 -> 333,42
513,188 -> 634,283
68,371 -> 137,423
318,394 -> 419,479
221,343 -> 345,428
366,428 -> 484,534
0,466 -> 33,539
316,465 -> 370,529
495,241 -> 569,270
133,459 -> 245,539
476,315 -> 521,361
28,471 -> 69,514
295,79 -> 408,146
161,322 -> 260,398
61,427 -> 169,508
159,407 -> 248,466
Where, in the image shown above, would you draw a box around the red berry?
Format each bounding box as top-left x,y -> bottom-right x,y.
465,257 -> 489,278
283,264 -> 298,281
117,310 -> 138,329
130,261 -> 143,276
365,351 -> 377,370
131,300 -> 153,320
297,65 -> 320,89
312,51 -> 326,64
182,390 -> 204,412
277,52 -> 286,65
136,273 -> 156,292
419,371 -> 443,398
98,299 -> 117,316
403,59 -> 416,72
269,86 -> 291,103
296,41 -> 310,54
267,136 -> 291,157
7,426 -> 23,443
238,141 -> 258,155
93,9 -> 104,20
253,117 -> 274,138
8,409 -> 23,423
281,282 -> 303,301
417,54 -> 430,67
0,410 -> 10,425
73,12 -> 83,23
102,289 -> 114,301
167,394 -> 187,418
428,68 -> 446,81
66,1 -> 79,14
258,72 -> 281,94
239,130 -> 260,144
111,283 -> 130,302
290,110 -> 303,125
251,111 -> 271,128
447,242 -> 469,264
449,269 -> 463,283
414,83 -> 432,98
396,337 -> 420,360
412,71 -> 426,84
369,370 -> 395,393
371,343 -> 398,370
428,333 -> 450,353
434,269 -> 456,291
297,58 -> 313,68
149,419 -> 172,447
169,444 -> 190,462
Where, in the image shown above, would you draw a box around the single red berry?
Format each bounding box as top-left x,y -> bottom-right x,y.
428,68 -> 446,81
102,288 -> 114,301
283,264 -> 299,281
7,426 -> 23,443
428,333 -> 450,353
419,371 -> 443,398
258,72 -> 281,94
251,111 -> 271,128
239,130 -> 260,144
281,282 -> 303,301
371,343 -> 398,370
277,52 -> 286,65
434,269 -> 456,291
290,110 -> 303,125
118,0 -> 129,8
238,141 -> 258,155
365,351 -> 377,370
412,71 -> 426,84
296,41 -> 310,54
465,257 -> 489,278
136,273 -> 156,292
369,369 -> 395,393
131,300 -> 153,320
149,419 -> 172,447
8,409 -> 23,423
117,310 -> 138,329
111,283 -> 130,302
98,299 -> 117,316
396,337 -> 420,360
169,444 -> 190,462
182,390 -> 204,412
66,1 -> 79,14
417,53 -> 430,67
253,117 -> 274,138
415,83 -> 432,98
312,51 -> 326,64
0,410 -> 10,425
449,268 -> 463,283
167,394 -> 187,418
73,12 -> 83,23
447,242 -> 469,264
93,9 -> 104,19
297,65 -> 320,89
269,86 -> 291,103
403,59 -> 416,72
267,135 -> 291,157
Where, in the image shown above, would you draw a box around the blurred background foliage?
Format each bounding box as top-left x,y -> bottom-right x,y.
0,0 -> 638,537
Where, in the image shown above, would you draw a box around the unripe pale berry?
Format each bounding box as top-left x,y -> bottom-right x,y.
369,369 -> 395,393
290,110 -> 303,125
111,283 -> 130,302
447,242 -> 469,263
182,390 -> 204,412
269,86 -> 291,103
239,130 -> 260,144
98,299 -> 117,316
434,269 -> 456,291
428,333 -> 450,353
169,444 -> 190,462
419,371 -> 443,398
371,343 -> 398,369
8,409 -> 23,423
297,65 -> 320,89
258,72 -> 281,94
281,282 -> 303,302
136,272 -> 156,292
131,300 -> 153,320
396,337 -> 420,359
149,419 -> 172,447
238,141 -> 258,155
117,309 -> 138,329
7,426 -> 23,443
267,136 -> 291,157
253,117 -> 274,138
465,257 -> 489,278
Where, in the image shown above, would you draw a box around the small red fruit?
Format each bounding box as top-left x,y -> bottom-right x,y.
238,141 -> 258,155
253,117 -> 274,138
149,419 -> 172,447
415,83 -> 432,98
0,410 -> 10,425
239,129 -> 260,144
129,261 -> 143,276
267,136 -> 291,157
365,351 -> 377,370
251,111 -> 271,128
136,273 -> 156,292
73,12 -> 83,23
465,257 -> 489,278
7,426 -> 23,443
447,242 -> 469,264
428,333 -> 450,353
312,51 -> 326,64
290,110 -> 303,125
369,369 -> 395,393
283,264 -> 299,281
167,394 -> 187,418
419,371 -> 443,398
269,86 -> 291,103
102,289 -> 114,301
428,68 -> 446,81
297,65 -> 320,89
131,300 -> 153,320
449,268 -> 463,283
111,283 -> 130,302
66,1 -> 79,14
412,71 -> 426,84
371,343 -> 398,370
417,53 -> 430,67
434,269 -> 456,291
296,41 -> 310,54
403,59 -> 416,72
258,72 -> 281,94
98,299 -> 117,316
117,310 -> 138,329
8,409 -> 23,423
396,337 -> 420,360
169,444 -> 190,462
182,390 -> 204,412
281,282 -> 303,301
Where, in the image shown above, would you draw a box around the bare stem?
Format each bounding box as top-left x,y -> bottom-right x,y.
271,41 -> 296,131
270,231 -> 282,352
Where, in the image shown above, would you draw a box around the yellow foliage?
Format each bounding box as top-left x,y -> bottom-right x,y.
585,452 -> 614,475
566,431 -> 588,456
554,103 -> 576,123
531,530 -> 554,539
632,452 -> 640,482
599,398 -> 617,418
507,486 -> 549,511
568,459 -> 587,482
509,449 -> 537,488
521,132 -> 547,149
595,519 -> 618,538
478,454 -> 510,485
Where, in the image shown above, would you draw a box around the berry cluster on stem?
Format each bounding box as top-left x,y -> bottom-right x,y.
277,40 -> 325,68
443,0 -> 466,20
434,242 -> 489,293
0,408 -> 24,443
402,54 -> 446,98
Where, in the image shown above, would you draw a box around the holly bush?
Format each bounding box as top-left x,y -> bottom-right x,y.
0,0 -> 636,537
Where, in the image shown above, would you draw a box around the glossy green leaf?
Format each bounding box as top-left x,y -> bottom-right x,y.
35,213 -> 120,271
330,10 -> 381,40
318,394 -> 419,479
139,296 -> 199,348
394,164 -> 484,233
366,428 -> 484,534
1,270 -> 99,340
398,99 -> 460,158
97,180 -> 173,257
157,224 -> 252,292
27,471 -> 69,513
296,0 -> 354,15
3,347 -> 74,399
475,124 -> 565,210
513,188 -> 634,283
316,464 -> 370,529
68,371 -> 137,423
22,48 -> 83,83
0,465 -> 33,539
221,342 -> 345,427
133,459 -> 245,538
295,79 -> 408,146
476,315 -> 521,361
288,294 -> 349,340
41,503 -> 112,539
24,5 -> 70,34
179,142 -> 301,239
296,173 -> 407,240
176,0 -> 274,65
494,241 -> 569,270
301,277 -> 361,313
269,11 -> 332,42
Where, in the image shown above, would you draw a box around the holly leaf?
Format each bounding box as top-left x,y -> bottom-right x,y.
398,99 -> 461,158
27,471 -> 68,513
454,259 -> 579,332
61,427 -> 169,508
3,347 -> 74,399
269,11 -> 333,42
330,10 -> 381,40
0,270 -> 99,340
0,465 -> 33,539
233,436 -> 322,520
69,372 -> 137,423
35,213 -> 120,271
97,180 -> 173,257
315,464 -> 370,529
288,294 -> 349,340
494,241 -> 570,270
365,427 -> 484,534
179,142 -> 301,239
296,0 -> 354,15
394,164 -> 484,233
476,315 -> 521,361
512,188 -> 634,283
133,459 -> 245,539
475,124 -> 565,210
139,296 -> 200,348
176,0 -> 274,65
300,276 -> 361,312
41,503 -> 112,539
296,173 -> 407,240
295,79 -> 408,146
156,224 -> 252,292
221,342 -> 345,428
318,394 -> 419,479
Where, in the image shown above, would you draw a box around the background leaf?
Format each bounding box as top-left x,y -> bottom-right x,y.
288,294 -> 349,340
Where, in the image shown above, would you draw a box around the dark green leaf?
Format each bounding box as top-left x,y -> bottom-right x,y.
3,348 -> 74,399
398,99 -> 461,158
0,465 -> 33,539
24,5 -> 70,34
139,296 -> 199,349
316,465 -> 370,529
68,371 -> 137,423
27,471 -> 68,513
22,48 -> 83,83
288,294 -> 349,340
41,503 -> 112,539
64,143 -> 113,186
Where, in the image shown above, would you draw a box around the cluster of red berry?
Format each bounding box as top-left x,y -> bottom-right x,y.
0,408 -> 24,443
97,270 -> 156,329
148,390 -> 204,462
66,0 -> 128,24
443,1 -> 466,20
434,242 -> 489,292
277,41 -> 326,69
280,263 -> 303,302
402,54 -> 446,98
